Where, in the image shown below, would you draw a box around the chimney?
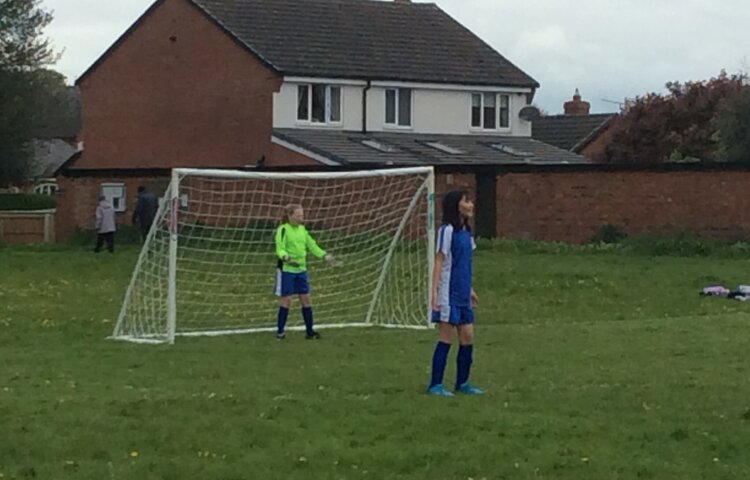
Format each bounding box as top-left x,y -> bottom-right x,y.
564,88 -> 590,116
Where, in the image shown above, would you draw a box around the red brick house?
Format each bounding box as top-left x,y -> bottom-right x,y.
55,0 -> 585,240
531,90 -> 619,163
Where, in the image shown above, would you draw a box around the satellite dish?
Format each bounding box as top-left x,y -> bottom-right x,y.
519,106 -> 541,122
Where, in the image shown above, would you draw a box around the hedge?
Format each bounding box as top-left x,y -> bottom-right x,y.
0,194 -> 56,211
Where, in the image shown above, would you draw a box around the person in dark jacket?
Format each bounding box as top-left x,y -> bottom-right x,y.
132,186 -> 159,240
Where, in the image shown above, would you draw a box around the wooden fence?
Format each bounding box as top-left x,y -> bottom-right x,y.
0,210 -> 56,244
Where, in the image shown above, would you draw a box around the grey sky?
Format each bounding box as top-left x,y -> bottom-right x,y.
43,0 -> 749,114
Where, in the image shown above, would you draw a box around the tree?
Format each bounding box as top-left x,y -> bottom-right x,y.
603,72 -> 746,164
714,86 -> 750,162
0,70 -> 29,184
0,0 -> 56,70
0,0 -> 59,185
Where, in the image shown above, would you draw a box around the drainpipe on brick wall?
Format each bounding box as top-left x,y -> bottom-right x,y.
362,79 -> 372,134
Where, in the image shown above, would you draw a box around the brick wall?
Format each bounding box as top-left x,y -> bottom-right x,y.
54,0 -> 329,238
56,175 -> 169,240
55,142 -> 319,239
434,172 -> 475,224
497,170 -> 750,243
57,170 -> 434,240
269,144 -> 320,167
169,171 -> 466,240
73,0 -> 282,170
59,169 -> 750,245
175,173 -> 431,240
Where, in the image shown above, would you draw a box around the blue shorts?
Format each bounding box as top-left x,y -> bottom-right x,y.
431,306 -> 474,325
274,270 -> 310,297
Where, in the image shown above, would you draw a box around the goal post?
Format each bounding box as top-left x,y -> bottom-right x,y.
112,166 -> 435,344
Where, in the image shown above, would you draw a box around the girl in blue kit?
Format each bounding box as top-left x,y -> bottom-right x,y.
427,190 -> 483,396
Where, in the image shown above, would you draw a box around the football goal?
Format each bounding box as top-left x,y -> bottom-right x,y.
112,166 -> 435,344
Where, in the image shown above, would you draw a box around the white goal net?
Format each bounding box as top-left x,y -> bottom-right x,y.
112,167 -> 435,343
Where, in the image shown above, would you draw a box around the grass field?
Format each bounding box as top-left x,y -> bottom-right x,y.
2,241 -> 750,479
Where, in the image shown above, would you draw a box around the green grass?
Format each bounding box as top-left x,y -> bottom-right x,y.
114,228 -> 429,335
2,242 -> 750,479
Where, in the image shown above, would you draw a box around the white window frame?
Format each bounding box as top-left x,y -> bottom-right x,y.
34,182 -> 58,196
101,183 -> 126,213
384,88 -> 413,129
296,84 -> 343,126
470,93 -> 511,132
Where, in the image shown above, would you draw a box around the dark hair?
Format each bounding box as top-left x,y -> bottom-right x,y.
137,186 -> 146,193
441,189 -> 470,230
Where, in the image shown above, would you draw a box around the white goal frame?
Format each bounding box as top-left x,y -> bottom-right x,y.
112,166 -> 435,344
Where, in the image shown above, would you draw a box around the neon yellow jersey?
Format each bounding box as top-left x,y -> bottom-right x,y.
275,223 -> 326,273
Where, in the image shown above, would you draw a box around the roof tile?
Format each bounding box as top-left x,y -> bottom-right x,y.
192,0 -> 539,87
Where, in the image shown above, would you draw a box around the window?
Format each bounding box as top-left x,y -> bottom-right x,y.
330,88 -> 341,122
34,182 -> 58,196
101,183 -> 126,212
297,84 -> 342,124
483,93 -> 496,129
297,85 -> 309,120
311,85 -> 326,122
471,93 -> 511,130
386,90 -> 396,124
471,94 -> 481,127
499,95 -> 510,128
385,88 -> 412,127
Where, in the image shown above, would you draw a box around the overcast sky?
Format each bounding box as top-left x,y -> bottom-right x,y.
43,0 -> 749,114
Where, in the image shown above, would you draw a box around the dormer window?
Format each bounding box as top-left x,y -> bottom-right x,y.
471,93 -> 510,130
385,88 -> 412,127
297,84 -> 341,124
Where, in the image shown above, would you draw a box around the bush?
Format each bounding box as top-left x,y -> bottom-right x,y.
589,224 -> 628,244
479,233 -> 750,258
479,237 -> 618,255
0,193 -> 56,211
622,233 -> 719,257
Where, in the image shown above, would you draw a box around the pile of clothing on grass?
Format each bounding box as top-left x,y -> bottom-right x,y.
700,285 -> 750,301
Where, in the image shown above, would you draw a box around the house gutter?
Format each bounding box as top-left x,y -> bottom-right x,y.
362,79 -> 372,134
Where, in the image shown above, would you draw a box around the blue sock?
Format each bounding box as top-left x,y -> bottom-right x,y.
456,344 -> 474,389
302,307 -> 314,336
276,307 -> 289,334
430,342 -> 451,388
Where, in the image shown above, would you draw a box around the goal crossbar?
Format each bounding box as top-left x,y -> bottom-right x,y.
173,166 -> 434,180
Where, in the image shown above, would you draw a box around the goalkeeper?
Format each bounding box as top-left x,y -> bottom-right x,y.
273,204 -> 335,340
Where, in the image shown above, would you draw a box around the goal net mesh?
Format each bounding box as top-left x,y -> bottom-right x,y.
113,168 -> 434,343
